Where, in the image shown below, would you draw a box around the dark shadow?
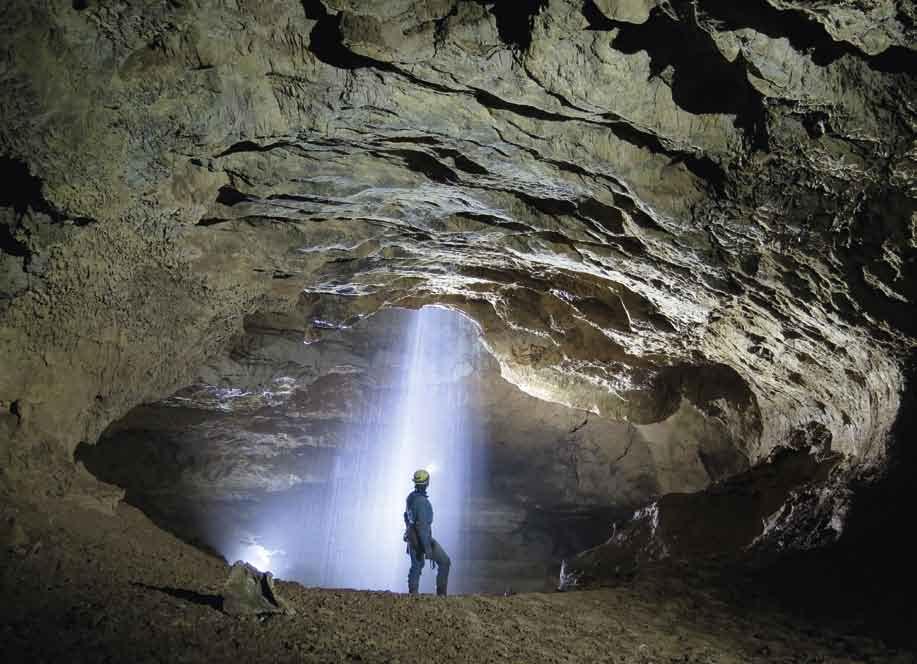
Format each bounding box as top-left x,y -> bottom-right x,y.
641,362 -> 762,432
751,352 -> 917,651
214,185 -> 249,207
0,156 -> 57,219
0,156 -> 95,227
581,0 -> 616,30
698,0 -> 917,74
215,140 -> 291,159
299,0 -> 458,98
432,148 -> 490,176
870,45 -> 917,75
487,0 -> 548,51
0,222 -> 29,258
838,189 -> 917,337
75,431 -> 230,564
610,11 -> 767,146
382,149 -> 459,184
524,504 -> 632,559
302,0 -> 375,70
133,582 -> 223,612
698,0 -> 849,67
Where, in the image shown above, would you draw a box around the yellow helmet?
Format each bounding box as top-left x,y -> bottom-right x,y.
412,469 -> 430,486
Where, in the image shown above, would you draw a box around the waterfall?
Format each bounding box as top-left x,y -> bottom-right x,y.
235,306 -> 482,593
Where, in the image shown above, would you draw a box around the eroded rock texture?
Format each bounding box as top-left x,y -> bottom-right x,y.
0,1 -> 915,558
77,307 -> 756,589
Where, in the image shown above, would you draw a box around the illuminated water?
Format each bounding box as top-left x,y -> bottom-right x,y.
229,307 -> 483,593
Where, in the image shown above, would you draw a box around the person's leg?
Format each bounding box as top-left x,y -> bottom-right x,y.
407,549 -> 423,594
430,540 -> 451,596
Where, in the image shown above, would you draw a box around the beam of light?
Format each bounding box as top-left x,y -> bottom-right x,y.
230,539 -> 285,574
245,306 -> 483,593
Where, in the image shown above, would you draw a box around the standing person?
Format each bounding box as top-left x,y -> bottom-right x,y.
403,469 -> 451,596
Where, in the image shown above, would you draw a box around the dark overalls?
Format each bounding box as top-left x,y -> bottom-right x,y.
404,487 -> 451,596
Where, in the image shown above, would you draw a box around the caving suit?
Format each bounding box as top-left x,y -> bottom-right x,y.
404,487 -> 451,595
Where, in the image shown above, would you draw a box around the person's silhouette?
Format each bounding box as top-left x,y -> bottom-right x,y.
403,469 -> 451,596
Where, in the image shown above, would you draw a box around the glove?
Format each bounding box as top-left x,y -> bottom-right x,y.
430,558 -> 437,570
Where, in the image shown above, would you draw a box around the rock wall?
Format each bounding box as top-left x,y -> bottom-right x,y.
1,1 -> 914,500
562,446 -> 842,585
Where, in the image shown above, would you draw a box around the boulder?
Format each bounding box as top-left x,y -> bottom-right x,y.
222,561 -> 293,616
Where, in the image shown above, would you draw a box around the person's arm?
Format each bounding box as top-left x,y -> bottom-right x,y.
415,496 -> 434,556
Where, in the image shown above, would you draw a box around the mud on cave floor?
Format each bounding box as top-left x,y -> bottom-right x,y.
2,496 -> 912,664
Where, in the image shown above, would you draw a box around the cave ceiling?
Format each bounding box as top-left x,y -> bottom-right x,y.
0,0 -> 915,485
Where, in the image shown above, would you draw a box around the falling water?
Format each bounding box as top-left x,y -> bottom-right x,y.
238,306 -> 483,593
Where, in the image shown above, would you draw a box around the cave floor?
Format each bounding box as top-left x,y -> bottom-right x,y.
1,497 -> 910,664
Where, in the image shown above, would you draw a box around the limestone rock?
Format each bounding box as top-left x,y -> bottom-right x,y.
222,561 -> 292,616
592,0 -> 661,24
766,0 -> 916,56
564,447 -> 843,585
61,463 -> 125,516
